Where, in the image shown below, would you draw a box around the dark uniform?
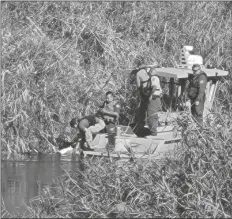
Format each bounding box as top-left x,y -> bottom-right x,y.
100,100 -> 121,134
136,68 -> 151,126
188,72 -> 207,124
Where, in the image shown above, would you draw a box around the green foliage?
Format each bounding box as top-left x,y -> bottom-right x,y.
1,2 -> 232,156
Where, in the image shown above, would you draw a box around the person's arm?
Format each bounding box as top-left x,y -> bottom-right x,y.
196,74 -> 207,101
136,71 -> 141,88
101,104 -> 120,118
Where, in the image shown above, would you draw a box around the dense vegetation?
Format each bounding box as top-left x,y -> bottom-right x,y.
1,1 -> 232,218
1,1 -> 232,157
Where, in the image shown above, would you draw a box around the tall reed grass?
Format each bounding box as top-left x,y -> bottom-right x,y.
3,106 -> 232,218
1,2 -> 232,157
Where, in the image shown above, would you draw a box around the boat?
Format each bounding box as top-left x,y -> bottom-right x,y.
60,46 -> 229,159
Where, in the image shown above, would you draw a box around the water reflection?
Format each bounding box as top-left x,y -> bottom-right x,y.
1,153 -> 84,215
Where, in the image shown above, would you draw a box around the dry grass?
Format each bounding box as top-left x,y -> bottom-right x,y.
1,2 -> 232,157
1,3 -> 232,217
5,108 -> 232,218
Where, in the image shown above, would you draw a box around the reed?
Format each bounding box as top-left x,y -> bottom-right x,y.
1,2 -> 232,216
1,2 -> 232,157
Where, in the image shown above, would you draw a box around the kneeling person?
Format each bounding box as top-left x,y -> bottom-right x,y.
70,115 -> 105,150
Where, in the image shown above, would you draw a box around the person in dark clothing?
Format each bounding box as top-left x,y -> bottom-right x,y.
98,91 -> 121,134
70,115 -> 105,150
134,56 -> 150,126
133,56 -> 161,137
187,64 -> 207,125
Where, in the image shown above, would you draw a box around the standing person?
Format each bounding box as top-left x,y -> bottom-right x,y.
98,91 -> 121,134
187,64 -> 207,125
147,68 -> 162,136
69,114 -> 105,150
134,56 -> 151,126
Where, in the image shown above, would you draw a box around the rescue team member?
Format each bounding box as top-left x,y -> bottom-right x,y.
69,115 -> 105,150
135,56 -> 150,126
187,64 -> 207,125
98,91 -> 121,134
147,68 -> 162,136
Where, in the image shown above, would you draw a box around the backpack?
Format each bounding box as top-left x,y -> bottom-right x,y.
140,67 -> 162,97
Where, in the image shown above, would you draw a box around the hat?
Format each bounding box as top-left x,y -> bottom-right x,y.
192,64 -> 201,70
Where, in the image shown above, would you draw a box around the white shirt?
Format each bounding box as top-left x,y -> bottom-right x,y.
136,69 -> 150,88
151,76 -> 162,96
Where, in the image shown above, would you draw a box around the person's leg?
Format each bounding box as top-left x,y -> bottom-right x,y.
147,97 -> 162,136
194,99 -> 204,125
88,118 -> 105,133
105,122 -> 116,134
139,93 -> 149,126
190,100 -> 195,116
105,122 -> 116,148
85,119 -> 106,149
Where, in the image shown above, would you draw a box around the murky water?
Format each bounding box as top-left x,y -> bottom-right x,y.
1,153 -> 84,216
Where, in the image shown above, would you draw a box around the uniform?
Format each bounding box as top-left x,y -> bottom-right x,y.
147,75 -> 162,136
188,72 -> 207,124
136,69 -> 150,125
100,100 -> 121,134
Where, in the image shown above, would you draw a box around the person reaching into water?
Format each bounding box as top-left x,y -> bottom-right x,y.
69,114 -> 105,152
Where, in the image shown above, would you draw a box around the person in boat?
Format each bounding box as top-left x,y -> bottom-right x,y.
134,56 -> 162,136
69,114 -> 105,150
187,64 -> 207,125
134,56 -> 150,126
146,68 -> 162,136
98,91 -> 121,134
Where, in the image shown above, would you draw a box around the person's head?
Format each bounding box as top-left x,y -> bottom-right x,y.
134,55 -> 145,69
70,117 -> 78,129
192,64 -> 201,75
106,91 -> 114,103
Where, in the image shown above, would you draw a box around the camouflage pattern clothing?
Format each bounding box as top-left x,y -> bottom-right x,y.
188,71 -> 207,124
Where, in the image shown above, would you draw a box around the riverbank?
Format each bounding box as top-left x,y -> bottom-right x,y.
2,114 -> 232,218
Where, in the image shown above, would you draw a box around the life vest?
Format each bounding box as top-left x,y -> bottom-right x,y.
139,67 -> 162,97
102,100 -> 119,122
188,72 -> 207,99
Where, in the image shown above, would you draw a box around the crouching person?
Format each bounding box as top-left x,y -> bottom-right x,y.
70,115 -> 105,152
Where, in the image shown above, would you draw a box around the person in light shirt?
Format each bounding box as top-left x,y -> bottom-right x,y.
147,68 -> 162,136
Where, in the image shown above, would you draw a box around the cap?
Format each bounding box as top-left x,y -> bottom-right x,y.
192,64 -> 201,70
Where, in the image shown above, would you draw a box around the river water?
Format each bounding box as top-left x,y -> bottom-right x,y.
1,153 -> 84,216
